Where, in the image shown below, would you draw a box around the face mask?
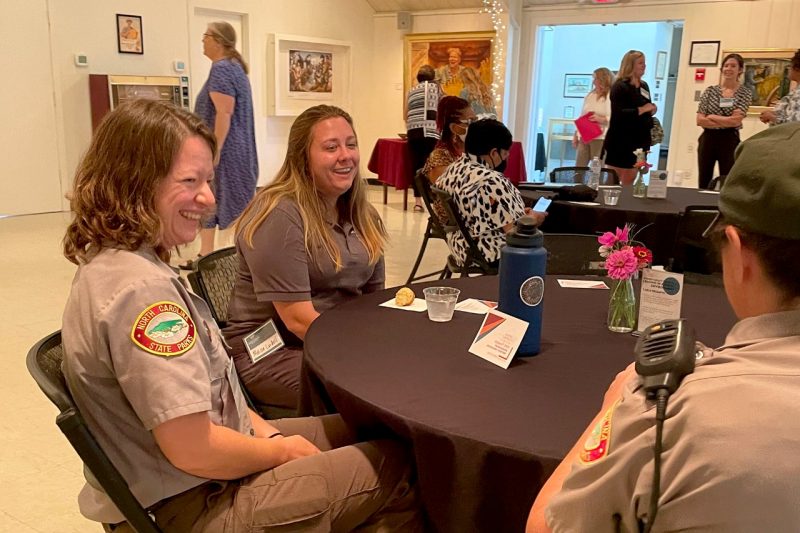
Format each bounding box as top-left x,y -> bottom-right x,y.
495,159 -> 508,173
457,127 -> 468,144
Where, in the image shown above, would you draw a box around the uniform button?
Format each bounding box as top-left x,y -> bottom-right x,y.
250,429 -> 255,436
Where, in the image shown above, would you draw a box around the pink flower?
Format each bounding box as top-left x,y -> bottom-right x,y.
597,225 -> 630,247
597,231 -> 616,247
605,248 -> 639,280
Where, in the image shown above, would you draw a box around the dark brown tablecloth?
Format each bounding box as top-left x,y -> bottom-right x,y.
301,275 -> 736,533
519,187 -> 719,265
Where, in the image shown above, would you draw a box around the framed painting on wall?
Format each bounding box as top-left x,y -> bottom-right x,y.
268,34 -> 351,116
116,14 -> 143,54
563,74 -> 592,98
404,31 -> 496,110
723,49 -> 798,114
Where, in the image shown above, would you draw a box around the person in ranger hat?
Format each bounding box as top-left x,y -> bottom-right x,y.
60,99 -> 422,532
527,122 -> 800,533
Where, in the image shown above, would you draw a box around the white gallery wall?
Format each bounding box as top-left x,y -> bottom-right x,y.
2,0 -> 376,217
3,0 -> 798,216
517,0 -> 800,187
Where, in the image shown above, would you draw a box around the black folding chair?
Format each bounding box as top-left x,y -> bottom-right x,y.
707,175 -> 726,191
186,247 -> 238,328
26,331 -> 162,533
549,166 -> 619,185
430,186 -> 498,278
406,171 -> 448,284
670,206 -> 722,277
188,247 -> 297,419
544,233 -> 606,275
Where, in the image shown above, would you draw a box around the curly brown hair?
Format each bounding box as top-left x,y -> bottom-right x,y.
63,99 -> 216,265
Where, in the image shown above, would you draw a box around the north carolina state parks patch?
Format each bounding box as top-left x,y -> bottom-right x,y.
579,401 -> 618,464
131,301 -> 196,356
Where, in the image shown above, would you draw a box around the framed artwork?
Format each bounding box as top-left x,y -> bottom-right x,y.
655,51 -> 668,80
403,31 -> 495,102
563,74 -> 592,98
116,14 -> 143,54
689,40 -> 720,66
723,48 -> 799,114
268,34 -> 351,116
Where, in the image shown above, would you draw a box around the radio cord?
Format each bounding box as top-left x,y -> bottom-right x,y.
641,388 -> 670,533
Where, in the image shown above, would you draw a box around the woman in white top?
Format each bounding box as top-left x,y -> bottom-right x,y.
572,67 -> 613,167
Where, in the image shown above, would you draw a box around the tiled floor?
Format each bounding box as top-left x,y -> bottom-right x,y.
0,186 -> 447,532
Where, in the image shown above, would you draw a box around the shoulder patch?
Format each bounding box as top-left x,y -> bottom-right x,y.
131,301 -> 196,357
579,400 -> 618,464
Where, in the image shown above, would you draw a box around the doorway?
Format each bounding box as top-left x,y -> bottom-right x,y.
527,21 -> 683,182
189,9 -> 246,107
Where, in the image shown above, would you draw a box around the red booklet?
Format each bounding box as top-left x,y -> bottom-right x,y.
574,113 -> 603,143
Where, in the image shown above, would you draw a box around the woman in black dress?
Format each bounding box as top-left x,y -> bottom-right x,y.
603,50 -> 657,185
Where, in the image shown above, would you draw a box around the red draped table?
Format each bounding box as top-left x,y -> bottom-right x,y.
367,138 -> 527,210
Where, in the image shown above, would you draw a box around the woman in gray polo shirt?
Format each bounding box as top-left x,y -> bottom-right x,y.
223,105 -> 387,409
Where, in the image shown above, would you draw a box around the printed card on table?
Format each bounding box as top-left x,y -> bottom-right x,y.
637,268 -> 684,332
647,170 -> 669,199
455,298 -> 498,314
557,279 -> 609,289
468,309 -> 528,369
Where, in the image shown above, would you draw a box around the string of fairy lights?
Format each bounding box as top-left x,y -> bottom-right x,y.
479,0 -> 507,105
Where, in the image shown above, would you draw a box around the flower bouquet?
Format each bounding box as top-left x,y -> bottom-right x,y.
632,149 -> 651,198
598,224 -> 653,333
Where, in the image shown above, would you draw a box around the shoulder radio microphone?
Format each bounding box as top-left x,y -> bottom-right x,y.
634,319 -> 698,533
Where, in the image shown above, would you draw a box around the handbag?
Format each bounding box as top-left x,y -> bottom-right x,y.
650,116 -> 664,146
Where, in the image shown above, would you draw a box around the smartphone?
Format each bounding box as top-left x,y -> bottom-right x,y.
532,197 -> 552,213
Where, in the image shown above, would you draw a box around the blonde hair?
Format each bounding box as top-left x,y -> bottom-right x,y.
592,67 -> 614,99
207,21 -> 249,74
460,67 -> 494,109
235,105 -> 386,270
64,100 -> 216,265
618,50 -> 645,82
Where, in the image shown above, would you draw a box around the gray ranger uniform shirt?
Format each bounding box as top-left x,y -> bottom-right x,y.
62,247 -> 253,524
547,309 -> 800,532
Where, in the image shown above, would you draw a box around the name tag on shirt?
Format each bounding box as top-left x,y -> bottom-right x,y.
640,88 -> 651,100
719,97 -> 734,108
243,319 -> 285,364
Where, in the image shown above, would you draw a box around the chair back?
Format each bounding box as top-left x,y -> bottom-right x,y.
549,166 -> 619,186
430,186 -> 496,275
187,247 -> 238,327
544,233 -> 607,275
414,171 -> 447,238
670,206 -> 721,275
26,331 -> 163,533
707,175 -> 726,191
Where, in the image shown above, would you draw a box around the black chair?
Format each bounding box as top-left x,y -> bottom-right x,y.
670,206 -> 722,276
188,247 -> 297,420
406,171 -> 448,284
430,186 -> 498,278
549,166 -> 620,185
544,233 -> 606,275
707,175 -> 726,191
26,331 -> 163,533
186,247 -> 238,328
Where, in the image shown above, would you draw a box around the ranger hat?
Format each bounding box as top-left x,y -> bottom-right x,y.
706,122 -> 800,239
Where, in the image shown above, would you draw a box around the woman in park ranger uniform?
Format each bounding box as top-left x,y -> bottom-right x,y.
60,99 -> 422,532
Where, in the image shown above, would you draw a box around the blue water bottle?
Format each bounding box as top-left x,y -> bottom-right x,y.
498,216 -> 547,356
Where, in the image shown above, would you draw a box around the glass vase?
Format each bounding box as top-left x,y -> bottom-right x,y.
607,278 -> 636,333
633,172 -> 647,198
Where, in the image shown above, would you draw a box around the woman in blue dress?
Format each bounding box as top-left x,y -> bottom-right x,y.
182,21 -> 258,268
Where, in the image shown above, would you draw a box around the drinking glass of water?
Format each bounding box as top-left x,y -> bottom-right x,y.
423,287 -> 461,322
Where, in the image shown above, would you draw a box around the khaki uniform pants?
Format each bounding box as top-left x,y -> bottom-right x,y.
106,415 -> 423,532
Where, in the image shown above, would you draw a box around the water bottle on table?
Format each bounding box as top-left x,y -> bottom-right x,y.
498,216 -> 547,356
588,156 -> 601,190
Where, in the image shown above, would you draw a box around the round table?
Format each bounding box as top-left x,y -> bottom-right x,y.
300,275 -> 736,533
519,186 -> 720,265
